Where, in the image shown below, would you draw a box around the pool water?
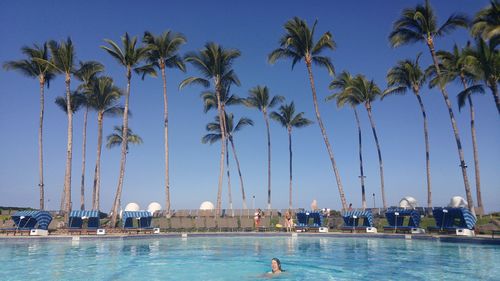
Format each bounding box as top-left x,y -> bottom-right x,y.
0,236 -> 498,280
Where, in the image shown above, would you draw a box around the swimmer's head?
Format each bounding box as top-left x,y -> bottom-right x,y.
271,258 -> 282,273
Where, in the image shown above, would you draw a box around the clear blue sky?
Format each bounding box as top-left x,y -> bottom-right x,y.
0,0 -> 498,213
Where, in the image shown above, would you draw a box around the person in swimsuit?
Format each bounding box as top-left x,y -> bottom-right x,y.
284,211 -> 293,232
254,209 -> 262,229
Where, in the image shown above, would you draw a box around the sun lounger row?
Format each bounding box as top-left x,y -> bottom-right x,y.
155,217 -> 259,232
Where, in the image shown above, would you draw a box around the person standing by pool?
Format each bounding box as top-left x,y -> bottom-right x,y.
254,209 -> 262,229
284,211 -> 293,232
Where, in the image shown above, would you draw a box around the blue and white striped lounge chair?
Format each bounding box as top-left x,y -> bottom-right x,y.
295,212 -> 309,231
122,211 -> 152,234
139,216 -> 154,234
308,212 -> 323,232
383,208 -> 421,233
6,210 -> 52,235
341,210 -> 376,233
428,207 -> 476,234
294,211 -> 323,232
68,210 -> 100,234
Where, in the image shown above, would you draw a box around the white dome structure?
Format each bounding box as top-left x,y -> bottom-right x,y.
399,196 -> 418,209
448,196 -> 468,208
125,202 -> 140,211
148,202 -> 162,215
199,201 -> 215,210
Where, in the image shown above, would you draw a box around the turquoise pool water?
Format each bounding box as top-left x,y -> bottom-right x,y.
0,236 -> 498,280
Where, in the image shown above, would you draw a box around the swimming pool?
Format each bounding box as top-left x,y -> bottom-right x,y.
0,235 -> 498,280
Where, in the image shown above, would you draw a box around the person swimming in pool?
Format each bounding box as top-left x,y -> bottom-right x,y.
269,258 -> 284,274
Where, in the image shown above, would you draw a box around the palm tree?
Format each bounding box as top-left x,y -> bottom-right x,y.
106,126 -> 143,150
471,0 -> 500,41
433,44 -> 485,214
74,61 -> 104,210
334,75 -> 387,209
85,76 -> 124,211
389,0 -> 475,215
383,55 -> 432,211
270,102 -> 312,209
327,71 -> 367,209
3,42 -> 55,210
268,17 -> 348,210
55,90 -> 84,214
44,38 -> 77,220
179,42 -> 241,216
464,39 -> 500,114
101,33 -> 147,226
202,113 -> 253,215
201,85 -> 249,209
55,91 -> 86,113
136,30 -> 187,215
245,86 -> 284,210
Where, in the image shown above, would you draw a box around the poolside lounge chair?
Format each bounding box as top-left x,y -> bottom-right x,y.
239,217 -> 254,231
295,212 -> 309,232
341,210 -> 377,233
308,212 -> 323,232
219,217 -> 237,232
5,210 -> 52,236
294,211 -> 323,232
67,216 -> 84,235
428,207 -> 476,234
68,210 -> 100,235
205,218 -> 217,232
122,211 -> 152,234
180,218 -> 194,232
139,216 -> 154,234
383,208 -> 421,233
86,216 -> 100,234
258,217 -> 270,232
170,217 -> 183,232
195,217 -> 206,232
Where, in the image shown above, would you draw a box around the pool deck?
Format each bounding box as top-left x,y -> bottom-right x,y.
1,231 -> 499,245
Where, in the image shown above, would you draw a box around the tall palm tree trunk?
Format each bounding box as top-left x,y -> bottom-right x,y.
354,109 -> 366,210
110,68 -> 131,226
288,128 -> 293,210
160,65 -> 171,215
468,96 -> 482,214
63,74 -> 73,221
229,138 -> 247,210
226,140 -> 234,216
460,76 -> 483,214
80,106 -> 88,210
92,112 -> 104,210
427,42 -> 475,216
414,91 -> 432,211
214,81 -> 226,217
263,111 -> 272,210
59,187 -> 65,213
38,79 -> 45,210
365,104 -> 386,209
305,60 -> 347,210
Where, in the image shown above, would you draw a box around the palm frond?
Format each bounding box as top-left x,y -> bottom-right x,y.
179,77 -> 210,90
382,86 -> 407,99
55,91 -> 86,113
134,64 -> 158,80
312,56 -> 335,76
457,84 -> 486,110
268,48 -> 301,65
436,14 -> 470,37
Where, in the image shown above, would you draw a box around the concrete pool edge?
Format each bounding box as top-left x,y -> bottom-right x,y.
0,232 -> 499,245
